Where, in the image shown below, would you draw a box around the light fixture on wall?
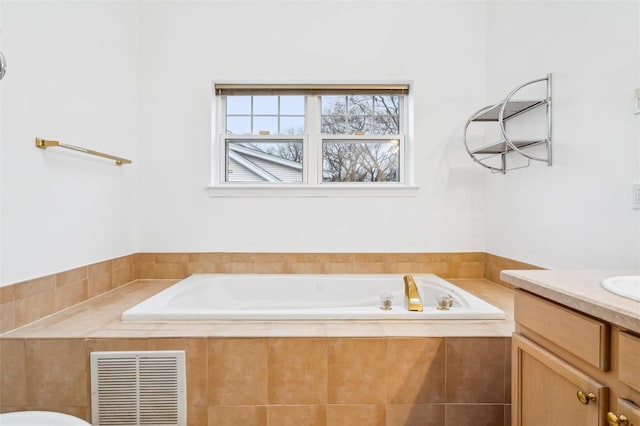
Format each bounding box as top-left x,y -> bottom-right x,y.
0,51 -> 6,80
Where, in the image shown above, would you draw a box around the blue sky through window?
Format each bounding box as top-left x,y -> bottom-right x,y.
225,95 -> 305,135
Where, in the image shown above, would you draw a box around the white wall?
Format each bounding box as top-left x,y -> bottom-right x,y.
0,1 -> 139,285
136,1 -> 488,254
484,1 -> 640,269
2,1 -> 638,287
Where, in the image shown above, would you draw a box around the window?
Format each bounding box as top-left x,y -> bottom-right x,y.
223,94 -> 305,183
320,95 -> 401,183
210,84 -> 415,196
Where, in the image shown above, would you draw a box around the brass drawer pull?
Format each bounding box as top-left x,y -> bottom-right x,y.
577,390 -> 597,405
606,412 -> 629,425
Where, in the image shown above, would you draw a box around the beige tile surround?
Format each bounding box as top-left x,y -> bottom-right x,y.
0,308 -> 513,426
0,251 -> 539,334
0,255 -> 135,333
0,252 -> 537,425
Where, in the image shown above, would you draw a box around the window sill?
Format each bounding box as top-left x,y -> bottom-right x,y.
206,184 -> 419,198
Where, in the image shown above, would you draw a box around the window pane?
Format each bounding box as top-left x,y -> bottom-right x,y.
322,139 -> 400,182
347,96 -> 373,116
226,139 -> 303,183
348,116 -> 373,134
374,95 -> 400,134
253,116 -> 278,134
321,96 -> 346,114
374,115 -> 399,134
226,96 -> 251,115
373,95 -> 399,115
280,116 -> 305,134
321,115 -> 347,134
253,96 -> 278,115
280,96 -> 305,115
226,116 -> 251,134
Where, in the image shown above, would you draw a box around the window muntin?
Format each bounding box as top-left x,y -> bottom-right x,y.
216,85 -> 408,187
321,95 -> 400,135
225,95 -> 305,135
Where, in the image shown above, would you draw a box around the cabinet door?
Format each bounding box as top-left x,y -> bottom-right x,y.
618,331 -> 640,392
513,333 -> 609,426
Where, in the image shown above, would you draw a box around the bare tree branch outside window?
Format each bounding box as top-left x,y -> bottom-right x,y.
263,140 -> 304,164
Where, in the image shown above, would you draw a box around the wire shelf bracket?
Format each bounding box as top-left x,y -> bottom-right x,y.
463,74 -> 552,174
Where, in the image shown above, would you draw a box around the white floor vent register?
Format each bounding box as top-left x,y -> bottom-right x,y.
90,351 -> 186,426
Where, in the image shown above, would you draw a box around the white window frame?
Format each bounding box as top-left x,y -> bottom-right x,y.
207,82 -> 418,198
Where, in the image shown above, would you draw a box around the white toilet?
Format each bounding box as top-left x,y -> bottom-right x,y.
0,411 -> 92,426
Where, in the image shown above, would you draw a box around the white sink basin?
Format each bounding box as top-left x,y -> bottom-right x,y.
601,276 -> 640,302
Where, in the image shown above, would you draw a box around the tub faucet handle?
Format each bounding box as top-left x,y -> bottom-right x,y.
379,293 -> 393,310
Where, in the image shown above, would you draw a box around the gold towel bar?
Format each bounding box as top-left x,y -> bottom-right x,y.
35,138 -> 132,166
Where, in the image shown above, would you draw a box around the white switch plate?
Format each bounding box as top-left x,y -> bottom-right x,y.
634,184 -> 640,209
636,88 -> 640,114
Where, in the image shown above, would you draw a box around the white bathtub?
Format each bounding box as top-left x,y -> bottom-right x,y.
122,274 -> 505,321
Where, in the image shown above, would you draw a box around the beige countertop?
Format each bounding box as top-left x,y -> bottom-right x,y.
501,269 -> 640,334
0,278 -> 515,339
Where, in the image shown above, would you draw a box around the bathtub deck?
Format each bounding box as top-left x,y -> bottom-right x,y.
0,278 -> 514,338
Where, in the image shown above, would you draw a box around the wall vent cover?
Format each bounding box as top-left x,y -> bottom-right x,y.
90,351 -> 186,426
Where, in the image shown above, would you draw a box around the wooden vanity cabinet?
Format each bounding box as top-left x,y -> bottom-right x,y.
513,289 -> 640,426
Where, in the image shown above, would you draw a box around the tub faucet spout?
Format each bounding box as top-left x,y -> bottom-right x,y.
403,275 -> 423,312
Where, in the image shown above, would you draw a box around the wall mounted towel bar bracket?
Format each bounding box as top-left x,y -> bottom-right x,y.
35,138 -> 132,166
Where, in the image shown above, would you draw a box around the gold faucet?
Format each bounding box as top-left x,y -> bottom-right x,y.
403,275 -> 423,312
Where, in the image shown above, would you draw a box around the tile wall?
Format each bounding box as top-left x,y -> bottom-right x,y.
0,336 -> 511,426
0,256 -> 135,333
132,252 -> 486,280
484,253 -> 541,288
0,252 -> 539,334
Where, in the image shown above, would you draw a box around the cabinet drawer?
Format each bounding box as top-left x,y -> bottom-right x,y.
608,398 -> 640,426
618,331 -> 640,392
515,290 -> 609,370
